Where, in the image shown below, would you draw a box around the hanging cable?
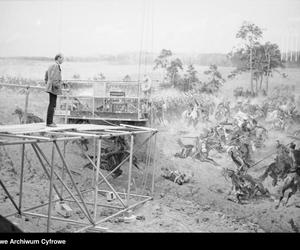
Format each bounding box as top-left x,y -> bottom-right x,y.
150,0 -> 154,79
141,135 -> 151,188
143,0 -> 149,75
138,0 -> 155,79
58,0 -> 63,52
138,0 -> 147,82
143,0 -> 154,76
142,135 -> 153,193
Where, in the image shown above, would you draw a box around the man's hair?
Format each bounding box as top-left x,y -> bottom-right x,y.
55,53 -> 63,61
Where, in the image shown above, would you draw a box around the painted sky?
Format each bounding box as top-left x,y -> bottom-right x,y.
0,0 -> 299,56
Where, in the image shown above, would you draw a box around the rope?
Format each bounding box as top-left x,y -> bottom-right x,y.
141,141 -> 149,186
142,134 -> 155,194
142,136 -> 152,193
143,0 -> 149,75
99,119 -> 119,127
150,0 -> 154,76
138,0 -> 146,82
58,0 -> 63,52
138,0 -> 154,80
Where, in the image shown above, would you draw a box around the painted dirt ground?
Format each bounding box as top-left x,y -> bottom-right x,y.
0,113 -> 299,232
1,67 -> 300,232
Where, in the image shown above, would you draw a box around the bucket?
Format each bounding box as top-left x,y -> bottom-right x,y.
106,192 -> 116,202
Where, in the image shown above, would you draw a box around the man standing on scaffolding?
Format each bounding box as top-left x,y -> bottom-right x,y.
45,53 -> 64,127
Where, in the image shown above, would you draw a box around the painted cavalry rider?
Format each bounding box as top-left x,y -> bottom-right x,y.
200,104 -> 209,121
194,130 -> 210,159
235,138 -> 252,166
225,101 -> 231,112
187,103 -> 193,116
275,140 -> 290,162
241,119 -> 251,133
230,145 -> 250,173
214,125 -> 227,143
247,118 -> 260,151
218,101 -> 230,119
289,142 -> 300,169
273,140 -> 293,179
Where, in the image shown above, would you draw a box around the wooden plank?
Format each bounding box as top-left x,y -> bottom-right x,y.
0,123 -> 154,136
14,125 -> 79,134
56,131 -> 100,138
0,133 -> 51,141
0,123 -> 45,131
0,123 -> 123,134
120,124 -> 157,132
104,129 -> 132,133
74,124 -> 124,131
64,116 -> 147,122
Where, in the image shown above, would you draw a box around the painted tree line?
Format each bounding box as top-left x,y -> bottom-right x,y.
70,21 -> 286,97
153,49 -> 225,94
153,21 -> 285,96
228,21 -> 283,96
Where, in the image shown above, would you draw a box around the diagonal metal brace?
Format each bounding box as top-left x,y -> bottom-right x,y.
30,144 -> 63,201
79,146 -> 127,208
0,179 -> 21,214
32,143 -> 94,224
53,141 -> 95,223
78,132 -> 155,187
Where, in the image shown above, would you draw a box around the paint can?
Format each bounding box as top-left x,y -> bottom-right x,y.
106,192 -> 116,202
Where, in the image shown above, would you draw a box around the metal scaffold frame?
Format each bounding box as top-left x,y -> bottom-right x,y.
0,123 -> 158,232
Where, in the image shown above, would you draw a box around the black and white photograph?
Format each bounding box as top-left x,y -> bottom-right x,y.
0,0 -> 300,236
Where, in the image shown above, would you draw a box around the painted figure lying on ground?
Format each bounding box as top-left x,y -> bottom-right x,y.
161,167 -> 191,185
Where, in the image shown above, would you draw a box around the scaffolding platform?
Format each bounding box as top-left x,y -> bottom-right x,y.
0,123 -> 125,134
0,122 -> 158,232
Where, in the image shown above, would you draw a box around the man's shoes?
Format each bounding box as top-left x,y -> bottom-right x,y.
46,123 -> 57,127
